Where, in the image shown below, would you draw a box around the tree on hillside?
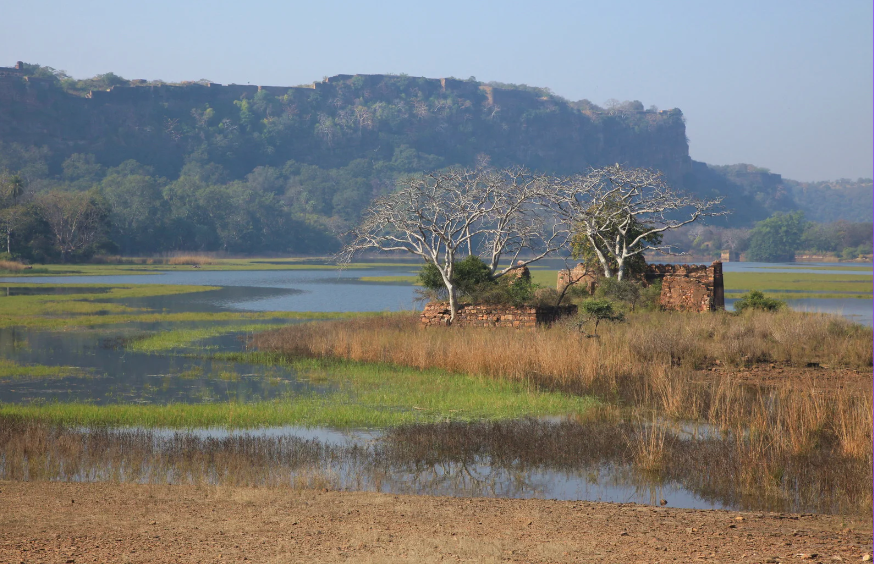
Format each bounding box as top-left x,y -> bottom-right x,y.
338,167 -> 565,323
554,165 -> 725,280
0,170 -> 25,255
745,211 -> 807,262
35,190 -> 110,262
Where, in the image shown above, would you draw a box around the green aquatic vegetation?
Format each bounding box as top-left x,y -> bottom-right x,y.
176,366 -> 205,379
758,265 -> 872,271
0,359 -> 599,428
0,281 -> 379,329
0,358 -> 83,379
126,323 -> 287,352
723,272 -> 872,295
0,283 -> 218,320
723,291 -> 870,300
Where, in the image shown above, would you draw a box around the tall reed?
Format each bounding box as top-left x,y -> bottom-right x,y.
252,310 -> 873,497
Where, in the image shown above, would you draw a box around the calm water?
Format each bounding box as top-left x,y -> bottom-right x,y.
0,323 -> 332,405
0,267 -> 421,312
0,263 -> 868,511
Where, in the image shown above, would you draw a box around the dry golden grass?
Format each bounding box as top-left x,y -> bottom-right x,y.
253,309 -> 873,511
167,254 -> 216,265
0,260 -> 28,271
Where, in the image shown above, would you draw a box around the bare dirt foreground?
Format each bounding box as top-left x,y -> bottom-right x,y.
1,482 -> 871,564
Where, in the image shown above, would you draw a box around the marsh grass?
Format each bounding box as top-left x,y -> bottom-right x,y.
167,254 -> 216,266
0,358 -> 598,428
723,271 -> 872,295
760,264 -> 872,271
1,416 -> 866,514
0,283 -> 377,329
253,311 -> 872,392
251,310 -> 873,514
0,260 -> 28,272
0,358 -> 83,379
125,323 -> 286,352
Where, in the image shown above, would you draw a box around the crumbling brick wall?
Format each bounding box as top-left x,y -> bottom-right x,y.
646,261 -> 724,312
421,303 -> 577,328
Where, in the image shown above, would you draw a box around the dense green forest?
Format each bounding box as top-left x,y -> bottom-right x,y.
0,62 -> 866,260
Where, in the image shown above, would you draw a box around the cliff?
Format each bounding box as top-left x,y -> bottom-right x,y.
0,70 -> 692,184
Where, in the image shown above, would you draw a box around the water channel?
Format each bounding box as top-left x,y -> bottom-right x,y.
0,262 -> 869,513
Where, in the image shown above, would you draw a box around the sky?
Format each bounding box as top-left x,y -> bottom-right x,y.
1,0 -> 871,182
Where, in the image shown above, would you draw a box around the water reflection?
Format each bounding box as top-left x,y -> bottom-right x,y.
0,268 -> 421,312
2,417 -> 862,515
0,325 -> 330,404
726,297 -> 873,326
0,286 -> 113,296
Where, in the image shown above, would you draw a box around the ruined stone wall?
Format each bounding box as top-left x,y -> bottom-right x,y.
646,261 -> 724,312
556,263 -> 599,295
555,261 -> 725,312
421,303 -> 577,328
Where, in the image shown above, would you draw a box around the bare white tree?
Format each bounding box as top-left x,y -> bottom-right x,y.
338,168 -> 565,323
36,191 -> 107,263
553,165 -> 726,280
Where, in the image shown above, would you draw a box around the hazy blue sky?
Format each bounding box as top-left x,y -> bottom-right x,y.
2,0 -> 871,181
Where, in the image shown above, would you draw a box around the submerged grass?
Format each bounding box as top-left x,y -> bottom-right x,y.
0,358 -> 82,379
1,415 -> 868,514
0,358 -> 598,428
759,264 -> 872,271
0,283 -> 379,329
125,323 -> 288,352
723,271 -> 872,295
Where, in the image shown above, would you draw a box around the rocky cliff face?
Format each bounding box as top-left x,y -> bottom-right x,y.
0,73 -> 692,183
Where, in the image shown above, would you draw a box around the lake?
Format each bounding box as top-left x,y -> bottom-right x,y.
1,261 -> 870,323
0,262 -> 868,513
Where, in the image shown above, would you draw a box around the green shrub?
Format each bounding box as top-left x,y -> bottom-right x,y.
568,298 -> 625,335
470,274 -> 539,307
733,290 -> 786,313
418,255 -> 494,297
639,279 -> 663,311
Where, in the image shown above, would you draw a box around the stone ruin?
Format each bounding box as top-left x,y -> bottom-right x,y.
556,261 -> 725,313
421,303 -> 577,328
420,261 -> 578,328
645,261 -> 724,312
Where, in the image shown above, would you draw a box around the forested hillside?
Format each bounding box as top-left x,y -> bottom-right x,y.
0,61 -> 858,259
784,178 -> 873,223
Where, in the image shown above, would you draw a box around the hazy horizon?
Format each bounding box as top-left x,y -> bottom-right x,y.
2,0 -> 871,182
